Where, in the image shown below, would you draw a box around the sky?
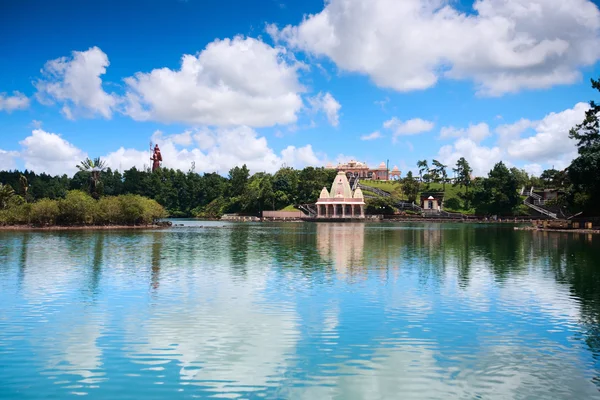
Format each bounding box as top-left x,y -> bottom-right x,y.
1,0 -> 600,178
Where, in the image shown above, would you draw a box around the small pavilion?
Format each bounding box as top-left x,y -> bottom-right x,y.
316,172 -> 365,218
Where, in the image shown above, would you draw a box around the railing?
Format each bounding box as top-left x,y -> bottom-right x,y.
523,198 -> 557,219
296,204 -> 317,217
358,183 -> 391,198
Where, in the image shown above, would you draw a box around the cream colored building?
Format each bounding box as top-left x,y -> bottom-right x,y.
325,160 -> 401,181
317,172 -> 366,218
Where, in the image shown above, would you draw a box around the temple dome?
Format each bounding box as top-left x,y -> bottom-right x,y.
353,187 -> 364,199
378,162 -> 386,169
392,166 -> 400,171
319,187 -> 330,199
330,171 -> 353,199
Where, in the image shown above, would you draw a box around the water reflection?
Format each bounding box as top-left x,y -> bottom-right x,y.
0,225 -> 599,398
316,223 -> 365,277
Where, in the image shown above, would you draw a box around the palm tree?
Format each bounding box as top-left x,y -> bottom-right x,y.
77,157 -> 107,198
0,182 -> 15,209
19,174 -> 29,201
432,159 -> 448,190
417,160 -> 428,181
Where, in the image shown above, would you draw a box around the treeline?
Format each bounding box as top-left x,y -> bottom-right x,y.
0,165 -> 338,219
0,189 -> 166,226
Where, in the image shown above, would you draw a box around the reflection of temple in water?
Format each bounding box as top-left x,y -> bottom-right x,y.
316,223 -> 365,276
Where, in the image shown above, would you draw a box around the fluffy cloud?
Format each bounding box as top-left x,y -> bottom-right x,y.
360,131 -> 382,141
0,149 -> 18,171
103,127 -> 324,174
506,102 -> 589,167
307,92 -> 341,126
437,102 -> 589,176
440,122 -> 490,143
270,0 -> 600,95
438,138 -> 503,176
19,129 -> 88,176
0,91 -> 30,112
123,36 -> 304,127
35,47 -> 118,119
383,117 -> 434,142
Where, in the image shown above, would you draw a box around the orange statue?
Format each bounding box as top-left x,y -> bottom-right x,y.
151,144 -> 162,172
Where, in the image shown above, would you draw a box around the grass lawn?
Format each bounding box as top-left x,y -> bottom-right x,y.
279,204 -> 298,211
362,180 -> 475,214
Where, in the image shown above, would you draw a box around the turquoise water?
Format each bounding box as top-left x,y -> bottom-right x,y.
1,221 -> 600,399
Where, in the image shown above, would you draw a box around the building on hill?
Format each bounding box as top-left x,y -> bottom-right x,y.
325,160 -> 401,181
316,171 -> 365,218
421,192 -> 444,214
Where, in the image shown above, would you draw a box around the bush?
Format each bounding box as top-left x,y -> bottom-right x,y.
194,197 -> 230,219
118,194 -> 167,225
31,199 -> 60,225
96,196 -> 122,225
444,197 -> 462,211
0,192 -> 166,227
58,190 -> 96,225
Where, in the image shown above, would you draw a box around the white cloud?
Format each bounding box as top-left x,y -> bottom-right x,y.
360,131 -> 382,141
383,117 -> 434,142
0,91 -> 30,112
440,122 -> 491,143
271,0 -> 600,95
523,163 -> 543,177
438,138 -> 502,176
19,129 -> 88,176
0,149 -> 18,171
506,102 -> 589,167
104,127 -> 324,174
307,91 -> 341,126
436,102 -> 589,176
123,36 -> 304,127
35,47 -> 118,119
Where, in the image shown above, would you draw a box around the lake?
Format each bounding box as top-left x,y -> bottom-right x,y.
1,221 -> 599,399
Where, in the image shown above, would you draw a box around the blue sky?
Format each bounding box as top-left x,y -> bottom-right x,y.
1,0 -> 599,177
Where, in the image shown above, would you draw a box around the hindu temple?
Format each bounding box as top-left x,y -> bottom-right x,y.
325,160 -> 401,181
316,171 -> 365,219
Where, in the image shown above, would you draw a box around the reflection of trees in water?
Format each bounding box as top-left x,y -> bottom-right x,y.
17,232 -> 31,289
229,224 -> 250,276
86,232 -> 105,298
268,223 -> 329,279
150,232 -> 162,291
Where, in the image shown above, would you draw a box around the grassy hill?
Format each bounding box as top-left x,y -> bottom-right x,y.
361,180 -> 474,214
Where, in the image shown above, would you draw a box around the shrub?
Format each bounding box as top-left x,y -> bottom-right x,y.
57,190 -> 96,225
444,197 -> 462,211
118,194 -> 167,225
31,199 -> 60,225
96,196 -> 122,225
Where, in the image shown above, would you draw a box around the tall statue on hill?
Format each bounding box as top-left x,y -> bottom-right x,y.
151,144 -> 162,172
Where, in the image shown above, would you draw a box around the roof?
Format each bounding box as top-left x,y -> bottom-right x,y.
330,171 -> 353,199
353,187 -> 364,199
319,187 -> 330,199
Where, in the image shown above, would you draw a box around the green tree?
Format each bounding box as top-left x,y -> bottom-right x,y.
431,159 -> 448,190
0,182 -> 15,209
417,160 -> 428,182
567,77 -> 600,214
76,157 -> 107,198
472,162 -> 520,216
401,171 -> 420,203
509,167 -> 529,190
453,157 -> 473,194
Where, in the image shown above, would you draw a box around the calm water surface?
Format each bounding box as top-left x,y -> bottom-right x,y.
1,222 -> 600,399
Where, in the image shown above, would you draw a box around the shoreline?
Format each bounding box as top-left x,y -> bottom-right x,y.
515,226 -> 600,235
0,224 -> 168,231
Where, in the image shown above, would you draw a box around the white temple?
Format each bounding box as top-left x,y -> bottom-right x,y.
316,172 -> 365,218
